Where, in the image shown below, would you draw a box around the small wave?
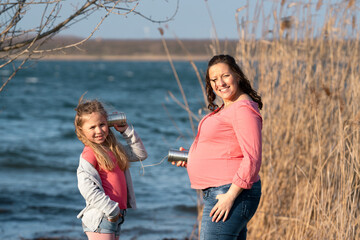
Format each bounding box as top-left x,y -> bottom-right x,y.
0,189 -> 82,219
152,127 -> 181,138
0,208 -> 11,214
27,205 -> 77,216
98,63 -> 106,70
0,69 -> 11,77
0,148 -> 75,172
122,226 -> 174,235
174,204 -> 198,213
0,161 -> 75,172
60,129 -> 77,139
2,112 -> 24,120
16,229 -> 83,240
0,196 -> 13,215
25,77 -> 39,84
122,225 -> 191,240
107,75 -> 115,82
62,101 -> 77,109
125,70 -> 134,78
0,197 -> 13,205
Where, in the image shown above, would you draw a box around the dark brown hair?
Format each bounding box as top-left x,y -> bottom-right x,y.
205,54 -> 263,111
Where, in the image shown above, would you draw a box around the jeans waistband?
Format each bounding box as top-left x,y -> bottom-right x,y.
202,180 -> 261,193
202,183 -> 232,193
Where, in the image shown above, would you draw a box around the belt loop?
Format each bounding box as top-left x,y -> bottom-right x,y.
120,209 -> 127,217
202,187 -> 212,198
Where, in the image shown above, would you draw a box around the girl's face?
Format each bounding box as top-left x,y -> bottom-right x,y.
208,63 -> 241,104
81,112 -> 109,144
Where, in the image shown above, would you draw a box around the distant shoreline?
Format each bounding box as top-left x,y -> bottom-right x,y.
10,37 -> 233,62
3,38 -> 240,61
37,54 -> 210,61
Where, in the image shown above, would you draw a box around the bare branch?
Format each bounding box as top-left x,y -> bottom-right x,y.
0,1 -> 26,40
0,0 -> 179,92
0,58 -> 28,92
32,2 -> 117,54
1,0 -> 98,52
159,29 -> 197,137
167,91 -> 201,122
97,0 -> 180,23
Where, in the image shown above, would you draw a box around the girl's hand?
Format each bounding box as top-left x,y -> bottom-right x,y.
114,123 -> 128,134
171,147 -> 187,168
107,212 -> 123,222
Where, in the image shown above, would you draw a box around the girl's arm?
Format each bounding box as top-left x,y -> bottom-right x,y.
120,124 -> 148,162
77,158 -> 120,219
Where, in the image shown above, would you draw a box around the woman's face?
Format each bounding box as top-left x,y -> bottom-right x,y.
81,112 -> 109,144
208,63 -> 241,104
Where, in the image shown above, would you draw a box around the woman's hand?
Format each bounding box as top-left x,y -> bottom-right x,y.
171,147 -> 187,168
114,123 -> 128,134
171,160 -> 187,168
210,185 -> 243,222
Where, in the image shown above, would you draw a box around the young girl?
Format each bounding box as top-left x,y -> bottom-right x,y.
74,98 -> 147,240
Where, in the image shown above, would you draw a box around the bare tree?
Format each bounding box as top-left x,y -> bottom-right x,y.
0,0 -> 178,92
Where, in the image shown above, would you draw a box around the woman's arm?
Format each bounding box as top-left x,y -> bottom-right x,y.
211,104 -> 262,222
232,104 -> 262,189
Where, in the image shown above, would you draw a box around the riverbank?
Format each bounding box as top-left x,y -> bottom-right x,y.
28,37 -> 237,62
37,54 -> 209,61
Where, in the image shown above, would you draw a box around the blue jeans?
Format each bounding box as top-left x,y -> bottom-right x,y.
82,210 -> 126,237
200,180 -> 261,240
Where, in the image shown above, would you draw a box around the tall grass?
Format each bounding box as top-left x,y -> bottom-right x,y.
162,0 -> 359,239
237,1 -> 359,239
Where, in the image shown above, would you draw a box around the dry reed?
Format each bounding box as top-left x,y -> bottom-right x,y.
242,1 -> 360,239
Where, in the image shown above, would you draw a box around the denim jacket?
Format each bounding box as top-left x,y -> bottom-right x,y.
76,124 -> 147,231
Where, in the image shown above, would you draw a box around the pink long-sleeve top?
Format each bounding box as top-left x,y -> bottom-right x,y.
187,100 -> 262,190
82,146 -> 128,209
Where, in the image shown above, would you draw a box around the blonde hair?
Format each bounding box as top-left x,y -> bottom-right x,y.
74,96 -> 129,171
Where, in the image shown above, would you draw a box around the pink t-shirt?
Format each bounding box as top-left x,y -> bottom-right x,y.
187,100 -> 262,190
82,146 -> 127,209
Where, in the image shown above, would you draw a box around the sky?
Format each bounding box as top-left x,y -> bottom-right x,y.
21,0 -> 358,40
57,0 -> 259,39
57,0 -> 260,39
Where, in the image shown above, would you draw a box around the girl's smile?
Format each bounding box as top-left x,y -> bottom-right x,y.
81,112 -> 109,144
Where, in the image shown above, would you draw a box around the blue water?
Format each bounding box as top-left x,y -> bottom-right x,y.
0,60 -> 208,240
